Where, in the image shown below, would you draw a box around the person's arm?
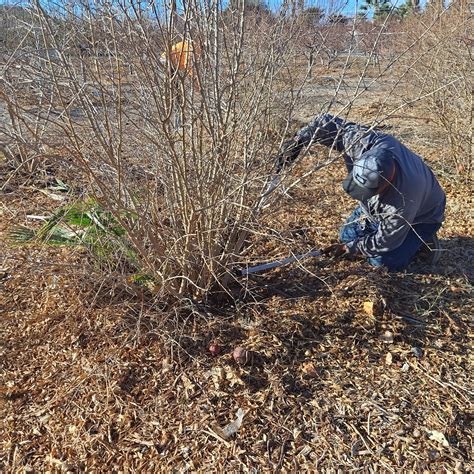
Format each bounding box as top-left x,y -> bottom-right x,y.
275,113 -> 347,173
345,201 -> 418,258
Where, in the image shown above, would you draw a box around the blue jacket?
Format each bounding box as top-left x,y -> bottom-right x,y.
292,114 -> 446,257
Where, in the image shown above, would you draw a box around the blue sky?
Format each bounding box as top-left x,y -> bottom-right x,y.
0,0 -> 429,17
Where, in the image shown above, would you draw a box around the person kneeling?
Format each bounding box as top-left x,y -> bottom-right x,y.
276,114 -> 445,271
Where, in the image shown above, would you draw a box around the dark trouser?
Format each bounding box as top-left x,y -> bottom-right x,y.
339,206 -> 441,271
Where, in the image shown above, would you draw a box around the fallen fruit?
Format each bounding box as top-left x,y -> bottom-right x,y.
208,342 -> 223,356
233,346 -> 251,365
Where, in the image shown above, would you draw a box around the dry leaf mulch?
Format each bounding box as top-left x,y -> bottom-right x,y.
1,116 -> 473,472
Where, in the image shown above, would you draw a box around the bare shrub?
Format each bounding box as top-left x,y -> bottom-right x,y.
3,1 -> 465,304
0,86 -> 51,176
0,5 -> 51,177
2,1 -> 308,300
400,2 -> 473,177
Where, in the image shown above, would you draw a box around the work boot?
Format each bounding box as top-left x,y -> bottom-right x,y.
416,233 -> 442,265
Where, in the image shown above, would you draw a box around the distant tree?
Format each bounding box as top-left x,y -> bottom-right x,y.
0,4 -> 34,50
299,6 -> 324,77
360,0 -> 393,19
229,0 -> 269,11
281,0 -> 306,18
226,0 -> 272,20
408,0 -> 421,12
302,6 -> 324,26
426,0 -> 446,12
378,1 -> 394,17
393,1 -> 420,18
327,13 -> 349,24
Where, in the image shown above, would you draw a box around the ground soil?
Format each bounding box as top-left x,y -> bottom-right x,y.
1,65 -> 473,472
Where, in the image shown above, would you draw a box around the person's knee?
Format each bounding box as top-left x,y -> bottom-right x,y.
339,224 -> 353,243
339,207 -> 363,243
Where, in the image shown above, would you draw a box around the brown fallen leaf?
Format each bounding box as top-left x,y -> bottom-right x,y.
363,300 -> 383,317
363,301 -> 375,316
301,361 -> 318,377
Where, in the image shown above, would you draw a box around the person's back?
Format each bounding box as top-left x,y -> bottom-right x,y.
291,114 -> 445,226
351,132 -> 445,227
